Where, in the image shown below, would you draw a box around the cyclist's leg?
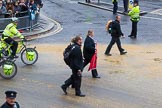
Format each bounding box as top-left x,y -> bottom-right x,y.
4,37 -> 18,57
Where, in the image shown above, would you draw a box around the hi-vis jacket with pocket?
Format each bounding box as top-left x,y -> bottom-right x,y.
2,23 -> 24,39
128,5 -> 140,22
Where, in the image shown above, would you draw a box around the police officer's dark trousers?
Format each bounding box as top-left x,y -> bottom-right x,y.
63,69 -> 82,95
83,59 -> 98,78
105,37 -> 124,54
123,0 -> 128,12
85,0 -> 90,3
131,21 -> 138,38
113,1 -> 118,14
4,37 -> 18,56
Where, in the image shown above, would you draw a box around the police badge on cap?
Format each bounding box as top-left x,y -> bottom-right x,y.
5,91 -> 17,98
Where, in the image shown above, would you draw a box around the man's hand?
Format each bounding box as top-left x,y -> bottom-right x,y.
77,70 -> 82,77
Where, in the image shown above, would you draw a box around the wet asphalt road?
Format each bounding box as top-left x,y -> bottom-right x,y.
38,0 -> 162,44
1,0 -> 162,108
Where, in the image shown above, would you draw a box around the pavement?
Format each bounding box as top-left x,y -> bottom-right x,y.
78,1 -> 147,16
21,13 -> 63,40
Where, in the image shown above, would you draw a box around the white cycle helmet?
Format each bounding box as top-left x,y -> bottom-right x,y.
11,17 -> 18,22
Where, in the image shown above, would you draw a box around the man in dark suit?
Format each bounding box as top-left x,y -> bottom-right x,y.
1,91 -> 20,108
83,30 -> 100,78
105,15 -> 127,56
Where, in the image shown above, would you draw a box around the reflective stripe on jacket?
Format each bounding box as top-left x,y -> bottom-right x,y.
2,23 -> 24,39
128,6 -> 140,22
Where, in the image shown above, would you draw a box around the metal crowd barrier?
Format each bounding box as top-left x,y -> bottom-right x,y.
0,11 -> 39,32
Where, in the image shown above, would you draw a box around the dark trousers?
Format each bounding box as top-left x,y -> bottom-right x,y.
85,0 -> 90,3
4,37 -> 18,56
83,58 -> 98,77
123,0 -> 128,12
65,58 -> 99,88
131,21 -> 138,37
63,69 -> 82,95
105,37 -> 124,54
113,2 -> 118,14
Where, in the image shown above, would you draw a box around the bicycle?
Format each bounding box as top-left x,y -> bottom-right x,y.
0,39 -> 38,65
0,54 -> 17,79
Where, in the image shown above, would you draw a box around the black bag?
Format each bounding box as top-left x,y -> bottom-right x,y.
63,44 -> 75,67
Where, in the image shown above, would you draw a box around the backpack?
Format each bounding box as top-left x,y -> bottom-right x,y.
63,44 -> 75,67
106,20 -> 114,34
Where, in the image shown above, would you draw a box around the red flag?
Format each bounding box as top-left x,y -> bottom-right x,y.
88,52 -> 97,71
88,44 -> 97,71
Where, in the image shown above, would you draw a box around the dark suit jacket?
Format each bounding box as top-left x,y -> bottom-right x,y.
111,20 -> 123,38
70,43 -> 83,71
0,102 -> 20,108
83,36 -> 95,62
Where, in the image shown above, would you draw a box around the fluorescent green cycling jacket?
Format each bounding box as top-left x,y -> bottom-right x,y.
128,6 -> 140,22
2,23 -> 24,39
112,0 -> 118,3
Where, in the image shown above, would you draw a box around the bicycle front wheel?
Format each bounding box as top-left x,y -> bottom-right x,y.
21,48 -> 38,65
0,60 -> 17,79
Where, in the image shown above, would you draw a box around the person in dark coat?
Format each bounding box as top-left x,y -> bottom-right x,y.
105,15 -> 127,56
112,0 -> 118,15
83,30 -> 100,78
61,35 -> 85,97
1,91 -> 20,108
123,0 -> 128,14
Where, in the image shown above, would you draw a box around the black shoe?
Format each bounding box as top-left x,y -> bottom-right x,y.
128,35 -> 134,37
120,51 -> 127,55
93,76 -> 101,78
8,55 -> 14,60
61,85 -> 67,95
14,55 -> 19,58
105,53 -> 112,56
8,55 -> 18,60
130,36 -> 136,39
76,93 -> 86,97
123,11 -> 128,15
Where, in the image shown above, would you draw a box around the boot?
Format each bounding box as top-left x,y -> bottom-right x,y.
92,69 -> 100,78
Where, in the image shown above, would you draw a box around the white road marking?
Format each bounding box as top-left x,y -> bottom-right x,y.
150,9 -> 162,15
141,16 -> 162,21
30,13 -> 63,40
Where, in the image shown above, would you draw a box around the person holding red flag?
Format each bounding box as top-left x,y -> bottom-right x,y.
83,30 -> 100,78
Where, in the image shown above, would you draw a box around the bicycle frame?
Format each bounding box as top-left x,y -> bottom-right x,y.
0,40 -> 28,56
16,41 -> 26,54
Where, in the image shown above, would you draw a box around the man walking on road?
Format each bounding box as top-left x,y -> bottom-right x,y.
105,15 -> 127,56
83,30 -> 100,78
61,36 -> 85,97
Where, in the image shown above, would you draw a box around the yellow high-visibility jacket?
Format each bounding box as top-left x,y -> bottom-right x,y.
2,23 -> 24,39
128,6 -> 140,22
112,0 -> 118,3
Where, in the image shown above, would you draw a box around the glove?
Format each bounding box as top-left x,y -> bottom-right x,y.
22,37 -> 27,42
